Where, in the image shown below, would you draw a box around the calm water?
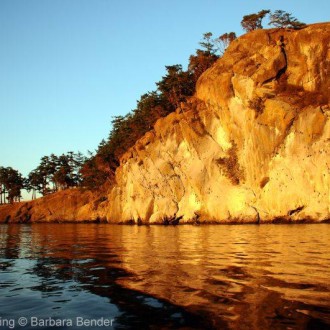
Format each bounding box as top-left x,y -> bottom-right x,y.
0,224 -> 329,330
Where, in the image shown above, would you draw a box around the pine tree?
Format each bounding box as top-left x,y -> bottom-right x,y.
241,10 -> 270,32
269,10 -> 306,29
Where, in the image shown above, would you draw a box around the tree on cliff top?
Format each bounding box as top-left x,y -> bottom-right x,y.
199,32 -> 217,54
27,152 -> 86,197
26,170 -> 42,200
156,65 -> 194,111
269,10 -> 306,29
241,9 -> 306,32
80,91 -> 171,189
188,32 -> 220,84
215,32 -> 237,54
241,10 -> 270,32
0,166 -> 24,203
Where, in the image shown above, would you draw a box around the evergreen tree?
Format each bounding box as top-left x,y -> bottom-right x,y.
188,50 -> 218,84
26,170 -> 42,200
0,166 -> 24,203
27,152 -> 85,196
241,10 -> 270,32
215,32 -> 237,54
199,32 -> 216,54
269,10 -> 306,29
156,65 -> 194,111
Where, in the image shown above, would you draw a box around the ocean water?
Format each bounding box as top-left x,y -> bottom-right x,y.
0,223 -> 329,329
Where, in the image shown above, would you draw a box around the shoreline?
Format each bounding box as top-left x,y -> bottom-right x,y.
1,218 -> 329,225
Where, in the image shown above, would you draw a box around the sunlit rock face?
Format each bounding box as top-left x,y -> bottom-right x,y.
106,24 -> 330,223
1,24 -> 329,224
0,189 -> 100,223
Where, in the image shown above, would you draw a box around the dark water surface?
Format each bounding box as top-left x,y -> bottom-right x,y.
0,224 -> 329,330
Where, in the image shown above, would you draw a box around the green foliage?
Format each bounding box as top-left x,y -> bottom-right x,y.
241,10 -> 270,32
79,153 -> 109,190
9,9 -> 308,194
82,62 -> 200,189
81,31 -> 223,189
188,32 -> 221,85
27,152 -> 86,197
269,10 -> 306,29
81,91 -> 172,189
0,166 -> 24,203
199,32 -> 216,54
156,65 -> 195,110
241,9 -> 306,32
26,170 -> 42,200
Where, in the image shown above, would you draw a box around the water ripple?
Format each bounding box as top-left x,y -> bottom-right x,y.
0,223 -> 329,329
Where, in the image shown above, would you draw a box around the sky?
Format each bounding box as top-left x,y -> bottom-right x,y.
1,0 -> 329,187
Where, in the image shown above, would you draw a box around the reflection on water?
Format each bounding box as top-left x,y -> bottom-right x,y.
0,224 -> 329,329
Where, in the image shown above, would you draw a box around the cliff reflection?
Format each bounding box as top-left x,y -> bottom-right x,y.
109,225 -> 330,330
0,224 -> 216,329
0,224 -> 329,330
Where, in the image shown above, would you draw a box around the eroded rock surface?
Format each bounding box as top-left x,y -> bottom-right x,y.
106,24 -> 330,224
1,24 -> 329,223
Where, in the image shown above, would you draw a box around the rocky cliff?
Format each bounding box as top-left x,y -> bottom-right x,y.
0,189 -> 100,223
1,23 -> 329,224
106,23 -> 330,224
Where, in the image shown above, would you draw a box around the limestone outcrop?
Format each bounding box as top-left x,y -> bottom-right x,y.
1,23 -> 329,224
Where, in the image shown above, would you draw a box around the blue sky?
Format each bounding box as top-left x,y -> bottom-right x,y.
1,0 -> 329,184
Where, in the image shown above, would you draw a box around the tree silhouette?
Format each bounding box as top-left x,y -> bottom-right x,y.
269,10 -> 306,29
188,32 -> 221,84
199,32 -> 216,54
26,170 -> 42,200
188,50 -> 218,84
241,10 -> 270,32
156,65 -> 194,111
215,32 -> 237,55
80,32 -> 222,188
0,166 -> 24,203
27,152 -> 86,196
